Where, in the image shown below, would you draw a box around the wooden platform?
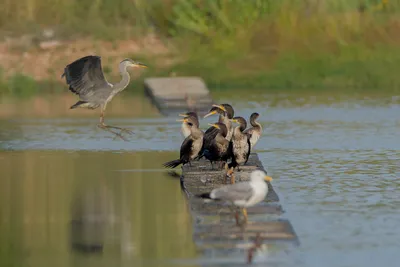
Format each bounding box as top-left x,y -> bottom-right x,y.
144,77 -> 214,116
180,153 -> 298,250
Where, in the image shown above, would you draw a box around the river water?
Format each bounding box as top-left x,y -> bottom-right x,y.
0,92 -> 399,267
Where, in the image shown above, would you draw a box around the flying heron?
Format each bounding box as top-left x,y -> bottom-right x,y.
61,55 -> 148,140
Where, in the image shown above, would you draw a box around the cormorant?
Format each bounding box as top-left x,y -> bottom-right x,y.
204,104 -> 235,141
197,104 -> 235,162
178,111 -> 199,138
163,116 -> 204,168
243,112 -> 262,149
202,122 -> 233,169
227,116 -> 251,183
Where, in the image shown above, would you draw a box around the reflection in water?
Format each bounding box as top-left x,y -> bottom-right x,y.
70,183 -> 114,254
0,151 -> 197,267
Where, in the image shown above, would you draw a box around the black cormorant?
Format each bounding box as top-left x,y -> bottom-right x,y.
202,122 -> 233,169
163,116 -> 204,168
227,116 -> 251,183
243,112 -> 262,149
178,111 -> 199,138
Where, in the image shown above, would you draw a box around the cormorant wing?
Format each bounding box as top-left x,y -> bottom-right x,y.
180,136 -> 193,161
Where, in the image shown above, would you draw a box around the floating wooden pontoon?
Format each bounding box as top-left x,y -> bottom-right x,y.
180,153 -> 299,250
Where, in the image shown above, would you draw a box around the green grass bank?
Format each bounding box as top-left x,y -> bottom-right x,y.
1,0 -> 400,96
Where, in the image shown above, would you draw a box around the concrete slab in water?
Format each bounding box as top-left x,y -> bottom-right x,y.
144,77 -> 214,116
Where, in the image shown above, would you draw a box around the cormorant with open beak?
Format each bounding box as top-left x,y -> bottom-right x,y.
227,116 -> 251,183
203,122 -> 233,169
178,111 -> 199,138
197,104 -> 234,162
243,112 -> 262,149
163,116 -> 204,168
203,104 -> 235,141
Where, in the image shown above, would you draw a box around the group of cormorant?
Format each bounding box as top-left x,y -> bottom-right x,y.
163,103 -> 262,183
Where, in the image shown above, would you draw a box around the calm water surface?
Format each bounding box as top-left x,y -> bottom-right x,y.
0,92 -> 399,267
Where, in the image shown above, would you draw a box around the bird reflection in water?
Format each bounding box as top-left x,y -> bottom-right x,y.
69,184 -> 114,254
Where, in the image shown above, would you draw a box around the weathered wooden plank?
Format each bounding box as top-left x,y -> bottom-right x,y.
180,152 -> 298,249
193,220 -> 297,242
182,153 -> 279,202
144,77 -> 214,116
189,201 -> 284,216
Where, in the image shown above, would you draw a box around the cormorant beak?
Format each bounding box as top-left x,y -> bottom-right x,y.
230,119 -> 238,124
204,110 -> 217,118
178,113 -> 189,117
176,118 -> 188,122
132,62 -> 148,68
264,176 -> 273,182
208,123 -> 220,129
212,104 -> 227,112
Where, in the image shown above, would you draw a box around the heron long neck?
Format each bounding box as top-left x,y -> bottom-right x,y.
114,64 -> 130,93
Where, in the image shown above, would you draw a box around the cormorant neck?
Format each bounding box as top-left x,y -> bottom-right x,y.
216,132 -> 227,143
234,124 -> 245,135
251,119 -> 261,129
191,127 -> 203,139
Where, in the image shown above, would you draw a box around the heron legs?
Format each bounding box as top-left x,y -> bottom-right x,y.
97,109 -> 133,140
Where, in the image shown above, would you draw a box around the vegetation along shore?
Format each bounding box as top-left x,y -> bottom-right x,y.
0,0 -> 399,97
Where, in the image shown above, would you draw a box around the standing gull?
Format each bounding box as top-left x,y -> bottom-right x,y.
197,170 -> 273,225
62,55 -> 147,140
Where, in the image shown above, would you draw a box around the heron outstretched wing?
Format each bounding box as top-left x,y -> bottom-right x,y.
62,55 -> 110,97
212,182 -> 254,202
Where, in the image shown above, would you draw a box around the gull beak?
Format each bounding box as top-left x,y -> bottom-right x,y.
264,176 -> 273,182
133,62 -> 148,68
204,110 -> 217,118
208,123 -> 220,129
212,104 -> 226,112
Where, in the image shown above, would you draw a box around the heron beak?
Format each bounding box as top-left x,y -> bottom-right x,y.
133,62 -> 148,68
203,110 -> 217,118
208,123 -> 220,129
212,104 -> 226,112
264,176 -> 273,182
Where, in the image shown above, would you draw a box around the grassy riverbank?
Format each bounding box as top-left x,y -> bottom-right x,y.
1,0 -> 400,96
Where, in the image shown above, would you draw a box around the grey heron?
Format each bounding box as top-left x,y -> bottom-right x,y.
62,55 -> 147,140
197,169 -> 273,225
